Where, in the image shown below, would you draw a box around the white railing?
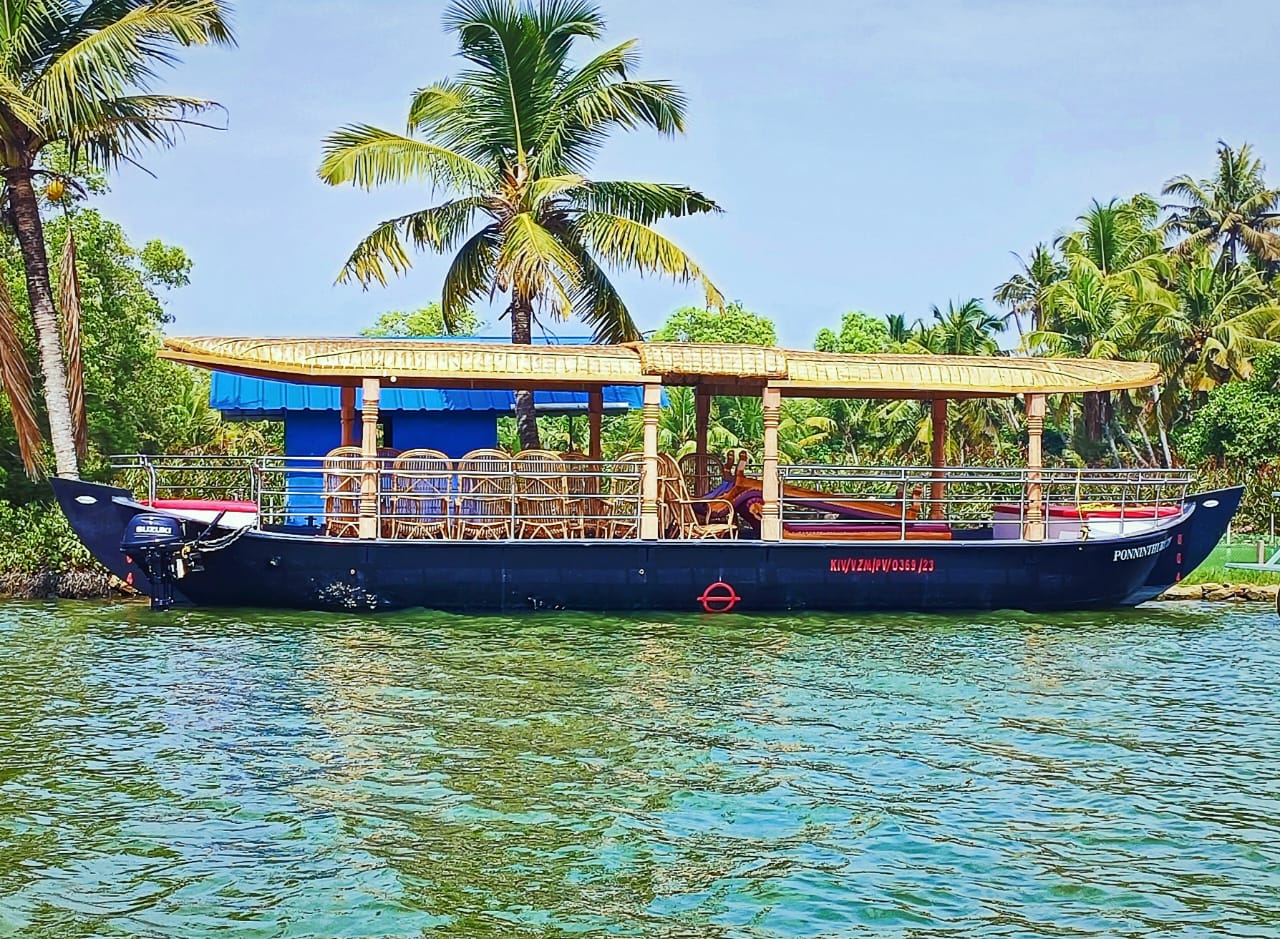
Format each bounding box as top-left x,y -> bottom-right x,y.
111,454 -> 642,541
778,465 -> 1193,540
110,455 -> 1194,543
110,454 -> 258,505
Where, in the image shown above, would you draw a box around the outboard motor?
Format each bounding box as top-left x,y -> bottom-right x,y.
121,513 -> 187,611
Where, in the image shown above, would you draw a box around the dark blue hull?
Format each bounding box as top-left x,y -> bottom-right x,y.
52,479 -> 1241,614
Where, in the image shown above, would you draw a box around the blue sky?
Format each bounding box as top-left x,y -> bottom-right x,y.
97,0 -> 1280,348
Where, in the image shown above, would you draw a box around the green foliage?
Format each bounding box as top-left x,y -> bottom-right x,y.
652,303 -> 775,345
139,240 -> 193,289
361,303 -> 482,337
1179,348 -> 1280,464
814,311 -> 890,353
0,500 -> 94,575
0,207 -> 267,501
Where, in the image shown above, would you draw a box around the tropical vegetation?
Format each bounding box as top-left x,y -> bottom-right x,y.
319,0 -> 721,448
0,0 -> 233,480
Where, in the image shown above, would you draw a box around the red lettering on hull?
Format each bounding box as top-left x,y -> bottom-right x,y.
829,557 -> 936,574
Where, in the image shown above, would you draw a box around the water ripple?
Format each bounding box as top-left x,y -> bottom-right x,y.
0,601 -> 1277,937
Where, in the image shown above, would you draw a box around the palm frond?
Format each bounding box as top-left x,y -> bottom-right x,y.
498,212 -> 580,316
574,79 -> 686,135
0,269 -> 43,476
576,211 -> 722,309
318,123 -> 492,192
336,198 -> 488,287
442,224 -> 500,328
527,172 -> 585,209
65,93 -> 224,166
33,1 -> 232,136
407,79 -> 469,135
534,38 -> 639,171
568,245 -> 638,342
0,71 -> 41,128
568,180 -> 720,224
443,0 -> 557,163
58,225 -> 86,458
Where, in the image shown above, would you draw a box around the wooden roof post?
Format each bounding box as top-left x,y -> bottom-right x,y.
1025,393 -> 1046,542
588,387 -> 603,460
694,387 -> 710,495
340,385 -> 357,448
761,386 -> 782,541
640,383 -> 661,540
359,377 -> 381,540
930,398 -> 947,521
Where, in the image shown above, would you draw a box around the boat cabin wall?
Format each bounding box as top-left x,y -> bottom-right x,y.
282,411 -> 500,527
283,410 -> 498,461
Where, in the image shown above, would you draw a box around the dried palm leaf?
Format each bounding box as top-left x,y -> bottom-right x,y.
59,228 -> 87,459
0,272 -> 44,476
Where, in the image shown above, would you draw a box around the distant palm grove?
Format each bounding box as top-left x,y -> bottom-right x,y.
2,0 -> 1280,574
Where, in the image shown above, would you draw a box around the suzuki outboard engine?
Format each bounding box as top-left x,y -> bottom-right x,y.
121,513 -> 187,611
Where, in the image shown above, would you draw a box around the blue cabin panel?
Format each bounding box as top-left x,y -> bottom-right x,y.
388,411 -> 496,457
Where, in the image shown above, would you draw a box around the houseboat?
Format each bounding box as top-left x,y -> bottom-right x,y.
54,337 -> 1240,613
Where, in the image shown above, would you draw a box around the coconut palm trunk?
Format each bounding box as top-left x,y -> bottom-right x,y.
8,168 -> 78,478
510,289 -> 540,449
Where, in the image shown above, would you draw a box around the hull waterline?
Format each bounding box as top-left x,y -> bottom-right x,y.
52,478 -> 1240,615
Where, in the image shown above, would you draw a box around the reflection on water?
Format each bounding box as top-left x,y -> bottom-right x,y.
1,601 -> 1278,937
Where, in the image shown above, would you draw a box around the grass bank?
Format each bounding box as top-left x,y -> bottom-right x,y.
1182,540 -> 1280,585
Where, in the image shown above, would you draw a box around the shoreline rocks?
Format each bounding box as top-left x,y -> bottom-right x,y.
1158,582 -> 1279,602
0,568 -> 134,601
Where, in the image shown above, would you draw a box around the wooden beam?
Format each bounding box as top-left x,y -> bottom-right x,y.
340,385 -> 357,447
930,398 -> 947,521
1025,393 -> 1046,542
587,388 -> 603,460
359,377 -> 381,540
694,388 -> 711,495
761,386 -> 782,541
640,383 -> 662,540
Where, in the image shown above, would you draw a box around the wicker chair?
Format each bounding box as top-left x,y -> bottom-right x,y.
598,451 -> 643,538
321,446 -> 364,537
455,449 -> 514,539
657,453 -> 737,539
677,451 -> 726,497
513,449 -> 571,539
388,449 -> 454,539
561,451 -> 603,537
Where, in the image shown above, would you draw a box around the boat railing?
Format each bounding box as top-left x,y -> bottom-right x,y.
778,465 -> 1195,540
108,454 -> 1194,542
250,455 -> 644,539
109,454 -> 259,505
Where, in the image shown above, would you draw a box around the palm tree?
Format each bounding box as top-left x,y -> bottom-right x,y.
911,299 -> 1005,356
993,243 -> 1064,334
320,0 -> 722,449
0,0 -> 233,479
885,313 -> 912,346
1163,141 -> 1280,274
1143,254 -> 1280,397
1028,199 -> 1176,449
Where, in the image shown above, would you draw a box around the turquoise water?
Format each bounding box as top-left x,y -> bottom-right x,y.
1,602 -> 1278,938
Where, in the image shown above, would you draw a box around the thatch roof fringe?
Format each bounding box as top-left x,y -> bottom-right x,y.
160,337 -> 1161,397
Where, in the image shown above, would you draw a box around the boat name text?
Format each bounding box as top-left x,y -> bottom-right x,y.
1112,538 -> 1171,562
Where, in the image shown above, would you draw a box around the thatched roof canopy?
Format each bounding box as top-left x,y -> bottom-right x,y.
160,336 -> 1160,398
161,337 -> 653,392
